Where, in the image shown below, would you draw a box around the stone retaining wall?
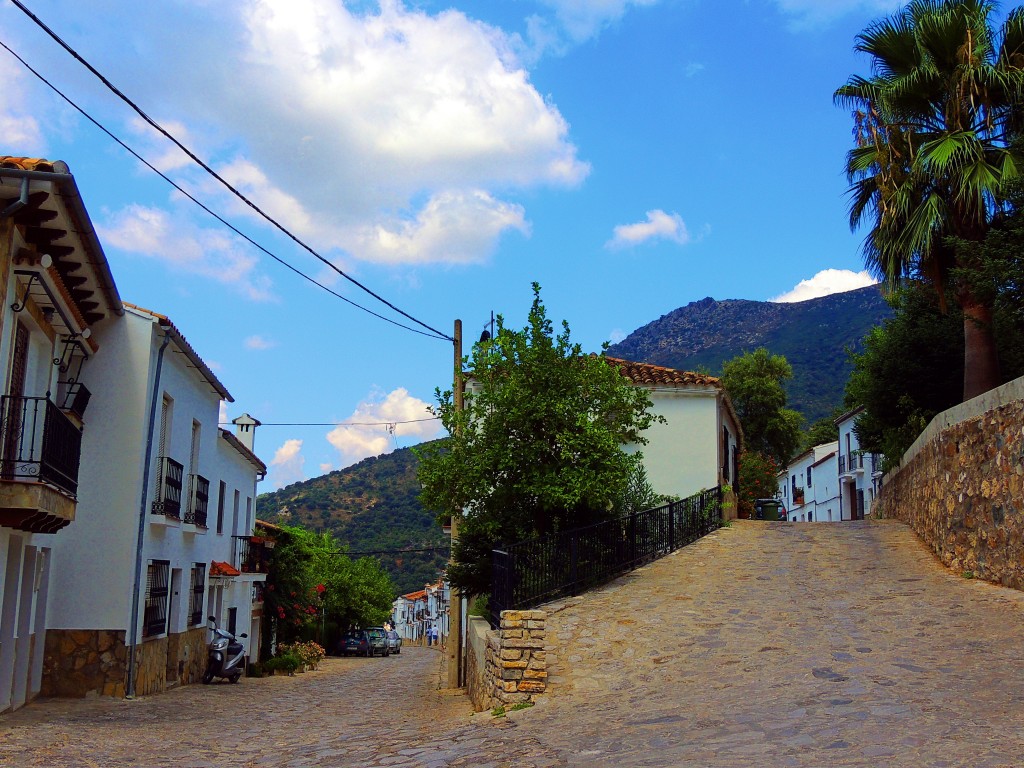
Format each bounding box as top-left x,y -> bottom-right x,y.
465,610 -> 547,711
42,626 -> 209,698
875,377 -> 1024,590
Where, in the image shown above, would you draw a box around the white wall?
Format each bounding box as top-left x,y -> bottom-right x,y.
47,312 -> 151,630
627,388 -> 722,499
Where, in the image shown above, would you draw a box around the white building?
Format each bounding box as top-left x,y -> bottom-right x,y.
0,156 -> 123,712
608,358 -> 742,501
835,407 -> 883,520
778,442 -> 840,522
392,579 -> 449,644
44,304 -> 269,698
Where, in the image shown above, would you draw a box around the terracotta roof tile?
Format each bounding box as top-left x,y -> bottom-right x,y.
210,560 -> 241,577
402,590 -> 427,601
604,356 -> 722,388
0,156 -> 64,173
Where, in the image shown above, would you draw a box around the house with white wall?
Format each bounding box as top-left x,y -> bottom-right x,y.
0,156 -> 123,712
835,407 -> 883,520
392,579 -> 449,644
777,442 -> 839,522
607,358 -> 742,501
43,304 -> 270,698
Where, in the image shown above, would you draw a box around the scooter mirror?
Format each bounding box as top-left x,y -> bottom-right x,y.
208,615 -> 216,622
240,633 -> 248,638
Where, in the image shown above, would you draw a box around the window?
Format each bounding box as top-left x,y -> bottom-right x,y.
232,490 -> 240,536
189,563 -> 206,626
143,560 -> 170,637
227,606 -> 238,637
808,510 -> 813,522
245,497 -> 253,536
807,466 -> 812,487
217,481 -> 226,534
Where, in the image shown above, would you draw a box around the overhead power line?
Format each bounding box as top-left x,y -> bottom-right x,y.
337,546 -> 450,557
5,0 -> 454,343
218,417 -> 440,427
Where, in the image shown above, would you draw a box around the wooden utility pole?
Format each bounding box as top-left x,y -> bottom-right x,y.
447,319 -> 464,689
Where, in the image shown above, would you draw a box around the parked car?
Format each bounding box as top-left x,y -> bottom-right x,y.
340,629 -> 371,657
366,627 -> 390,657
385,630 -> 402,655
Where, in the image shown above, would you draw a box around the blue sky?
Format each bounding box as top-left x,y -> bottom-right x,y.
0,0 -> 907,489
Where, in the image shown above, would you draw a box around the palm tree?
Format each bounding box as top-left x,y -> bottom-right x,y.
836,0 -> 1024,400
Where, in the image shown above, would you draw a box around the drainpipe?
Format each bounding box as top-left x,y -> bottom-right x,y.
0,177 -> 29,219
125,321 -> 172,699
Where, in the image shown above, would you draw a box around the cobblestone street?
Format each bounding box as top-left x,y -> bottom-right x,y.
3,520 -> 1024,767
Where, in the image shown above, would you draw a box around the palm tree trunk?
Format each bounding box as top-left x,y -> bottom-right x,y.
961,294 -> 1000,401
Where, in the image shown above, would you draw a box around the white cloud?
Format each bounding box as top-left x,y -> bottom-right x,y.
685,62 -> 705,78
347,189 -> 529,265
269,438 -> 306,489
771,269 -> 879,303
0,53 -> 44,152
319,462 -> 333,473
608,328 -> 627,344
99,204 -> 275,301
326,387 -> 442,467
606,209 -> 690,249
244,335 -> 277,350
219,401 -> 229,426
771,0 -> 898,27
534,0 -> 659,44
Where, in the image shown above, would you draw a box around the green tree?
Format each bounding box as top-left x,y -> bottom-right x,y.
417,284 -> 660,597
721,348 -> 803,465
835,0 -> 1024,401
736,452 -> 780,519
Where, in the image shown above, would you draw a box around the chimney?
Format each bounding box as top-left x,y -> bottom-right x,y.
231,413 -> 261,453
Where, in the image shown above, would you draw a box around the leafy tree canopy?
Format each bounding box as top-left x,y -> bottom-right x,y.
737,451 -> 780,519
721,348 -> 803,465
417,284 -> 661,597
260,524 -> 394,652
803,409 -> 843,452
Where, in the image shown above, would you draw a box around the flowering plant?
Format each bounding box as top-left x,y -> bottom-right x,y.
278,641 -> 326,669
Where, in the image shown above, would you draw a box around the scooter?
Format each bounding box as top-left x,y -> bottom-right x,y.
203,615 -> 247,684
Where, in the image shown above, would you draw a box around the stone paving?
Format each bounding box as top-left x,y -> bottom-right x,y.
3,520 -> 1024,767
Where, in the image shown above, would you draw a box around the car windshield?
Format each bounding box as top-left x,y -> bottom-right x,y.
367,629 -> 385,638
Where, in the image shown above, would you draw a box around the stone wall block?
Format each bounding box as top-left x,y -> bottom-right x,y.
499,649 -> 522,661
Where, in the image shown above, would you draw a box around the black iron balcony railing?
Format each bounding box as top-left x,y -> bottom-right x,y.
0,395 -> 82,497
839,454 -> 847,474
184,473 -> 210,527
233,535 -> 274,574
151,456 -> 184,518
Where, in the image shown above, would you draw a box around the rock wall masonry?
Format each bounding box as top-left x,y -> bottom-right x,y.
875,393 -> 1024,589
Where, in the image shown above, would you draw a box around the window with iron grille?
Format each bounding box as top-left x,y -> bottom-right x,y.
143,560 -> 170,638
189,563 -> 206,626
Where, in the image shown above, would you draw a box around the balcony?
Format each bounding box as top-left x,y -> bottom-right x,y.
0,395 -> 82,533
233,535 -> 275,574
151,456 -> 184,519
184,473 -> 209,527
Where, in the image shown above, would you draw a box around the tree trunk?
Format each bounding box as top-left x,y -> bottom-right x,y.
961,295 -> 1000,401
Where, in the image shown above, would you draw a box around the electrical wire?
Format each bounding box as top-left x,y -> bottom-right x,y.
251,421 -> 440,427
4,1 -> 454,342
337,546 -> 450,556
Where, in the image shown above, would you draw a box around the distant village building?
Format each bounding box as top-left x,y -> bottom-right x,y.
835,407 -> 883,520
778,442 -> 839,522
392,579 -> 449,644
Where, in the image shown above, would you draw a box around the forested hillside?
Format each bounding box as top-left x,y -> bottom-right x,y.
608,285 -> 892,422
257,443 -> 447,596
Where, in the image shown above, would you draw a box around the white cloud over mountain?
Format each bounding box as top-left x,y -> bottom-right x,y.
771,268 -> 878,303
326,387 -> 442,467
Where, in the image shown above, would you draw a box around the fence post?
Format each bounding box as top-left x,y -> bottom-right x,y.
668,502 -> 675,552
628,512 -> 637,566
569,534 -> 578,591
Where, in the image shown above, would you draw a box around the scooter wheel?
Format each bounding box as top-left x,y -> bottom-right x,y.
230,674 -> 241,684
202,669 -> 215,684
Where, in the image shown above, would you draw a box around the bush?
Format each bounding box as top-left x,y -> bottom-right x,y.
264,652 -> 301,674
278,641 -> 326,669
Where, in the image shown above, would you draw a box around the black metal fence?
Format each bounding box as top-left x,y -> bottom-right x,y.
0,395 -> 83,496
490,486 -> 722,627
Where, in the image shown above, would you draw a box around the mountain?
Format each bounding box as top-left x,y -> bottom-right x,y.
256,444 -> 447,597
607,285 -> 893,423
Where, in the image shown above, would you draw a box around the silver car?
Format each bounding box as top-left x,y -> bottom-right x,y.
385,630 -> 402,654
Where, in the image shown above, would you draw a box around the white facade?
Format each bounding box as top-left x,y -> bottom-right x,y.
392,580 -> 449,643
777,442 -> 839,522
611,359 -> 742,500
46,305 -> 269,697
1,157 -> 122,712
835,408 -> 884,520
